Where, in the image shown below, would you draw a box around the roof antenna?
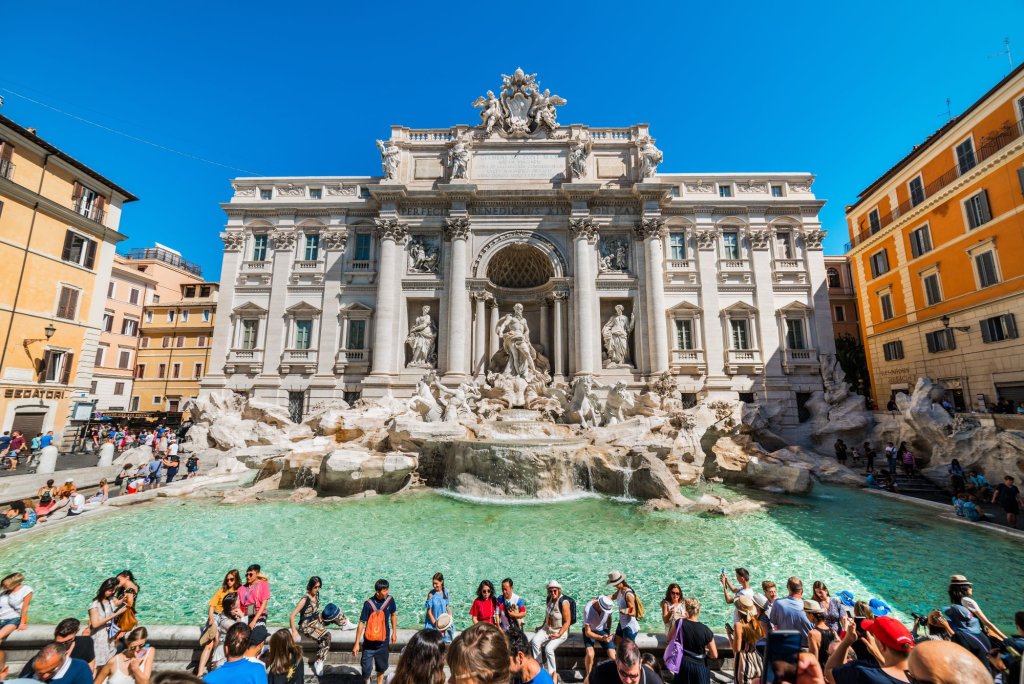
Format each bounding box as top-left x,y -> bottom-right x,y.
989,36 -> 1012,71
938,97 -> 952,123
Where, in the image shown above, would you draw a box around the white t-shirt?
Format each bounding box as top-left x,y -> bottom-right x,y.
0,585 -> 32,620
584,599 -> 612,633
960,597 -> 981,614
144,434 -> 154,446
69,494 -> 86,513
168,442 -> 179,456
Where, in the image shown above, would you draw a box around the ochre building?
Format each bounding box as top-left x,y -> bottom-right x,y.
0,114 -> 136,438
846,64 -> 1024,410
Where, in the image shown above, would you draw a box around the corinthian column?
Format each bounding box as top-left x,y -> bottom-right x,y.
444,217 -> 471,380
569,217 -> 599,375
369,218 -> 408,377
552,291 -> 567,380
636,217 -> 669,374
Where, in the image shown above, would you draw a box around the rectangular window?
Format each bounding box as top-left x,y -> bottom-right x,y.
183,286 -> 196,299
139,337 -> 149,349
114,381 -> 125,396
718,184 -> 732,198
42,350 -> 72,383
260,188 -> 272,200
304,233 -> 320,261
130,396 -> 140,411
167,310 -> 175,323
153,395 -> 162,405
926,329 -> 956,353
348,320 -> 366,350
162,336 -> 170,348
121,318 -> 138,336
880,292 -> 894,320
722,232 -> 740,260
172,363 -> 181,379
309,188 -> 322,200
107,282 -> 115,298
56,286 -> 79,320
198,335 -> 207,347
193,363 -> 203,378
117,350 -> 131,369
975,251 -> 999,287
102,313 -> 113,332
181,310 -> 189,322
145,311 -> 153,323
158,363 -> 167,379
869,249 -> 889,278
73,184 -> 99,219
785,319 -> 807,350
964,190 -> 992,229
868,209 -> 881,234
354,234 -> 371,261
775,231 -> 793,259
176,336 -> 185,348
923,273 -> 942,306
770,185 -> 783,197
200,286 -> 212,298
882,340 -> 904,361
135,364 -> 145,379
202,309 -> 211,322
61,230 -> 97,269
241,320 -> 259,349
669,233 -> 686,260
730,319 -> 750,350
129,288 -> 140,305
294,320 -> 313,350
980,314 -> 1019,343
955,139 -> 977,174
834,305 -> 846,322
95,346 -> 106,367
909,224 -> 932,258
252,234 -> 268,261
90,380 -> 97,394
909,176 -> 925,207
674,319 -> 694,350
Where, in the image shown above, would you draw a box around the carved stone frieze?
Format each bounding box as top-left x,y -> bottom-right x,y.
320,230 -> 349,251
748,229 -> 772,250
789,181 -> 813,193
270,230 -> 298,250
233,185 -> 256,197
221,232 -> 245,251
684,180 -> 714,193
803,229 -> 827,250
374,218 -> 410,244
694,229 -> 717,250
325,184 -> 357,196
737,181 -> 768,194
568,217 -> 599,244
276,185 -> 306,197
444,217 -> 471,241
633,217 -> 666,241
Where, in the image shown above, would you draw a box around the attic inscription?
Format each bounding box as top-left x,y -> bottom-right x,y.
473,151 -> 567,180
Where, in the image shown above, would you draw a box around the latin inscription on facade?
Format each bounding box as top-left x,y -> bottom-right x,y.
473,151 -> 567,180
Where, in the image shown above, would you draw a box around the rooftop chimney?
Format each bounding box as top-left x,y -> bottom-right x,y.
26,127 -> 37,135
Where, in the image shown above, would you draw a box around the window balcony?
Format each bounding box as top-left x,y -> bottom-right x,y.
670,348 -> 706,375
665,259 -> 698,284
290,259 -> 325,285
73,198 -> 105,224
782,348 -> 819,374
717,259 -> 752,284
349,260 -> 372,271
241,261 -> 270,272
334,348 -> 371,373
772,259 -> 808,284
225,348 -> 263,375
280,349 -> 318,375
724,348 -> 763,375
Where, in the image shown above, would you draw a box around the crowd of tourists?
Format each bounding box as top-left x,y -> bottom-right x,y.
0,432 -> 57,471
0,564 -> 1019,684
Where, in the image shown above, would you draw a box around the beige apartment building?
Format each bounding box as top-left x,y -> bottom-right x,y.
93,245 -> 204,412
824,255 -> 861,342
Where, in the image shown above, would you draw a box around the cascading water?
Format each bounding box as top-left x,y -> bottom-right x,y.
294,465 -> 317,489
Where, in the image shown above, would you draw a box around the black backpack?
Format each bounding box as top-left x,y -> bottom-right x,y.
558,595 -> 578,625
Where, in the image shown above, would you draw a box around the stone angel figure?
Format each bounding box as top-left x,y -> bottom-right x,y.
568,134 -> 592,179
376,139 -> 401,180
448,137 -> 470,179
530,89 -> 566,133
636,136 -> 663,178
472,90 -> 504,134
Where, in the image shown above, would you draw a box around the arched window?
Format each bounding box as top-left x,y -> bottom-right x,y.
827,267 -> 841,288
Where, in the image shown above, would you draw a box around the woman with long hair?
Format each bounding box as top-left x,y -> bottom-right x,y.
288,576 -> 332,676
114,570 -> 140,638
90,578 -> 128,666
447,622 -> 509,684
804,600 -> 835,673
209,592 -> 244,671
661,583 -> 687,639
672,597 -> 718,684
34,480 -> 59,521
730,595 -> 764,684
0,572 -> 32,642
811,580 -> 844,634
944,576 -> 999,668
196,570 -> 241,675
391,628 -> 446,684
94,626 -> 155,684
266,628 -> 304,684
425,572 -> 453,643
470,580 -> 500,626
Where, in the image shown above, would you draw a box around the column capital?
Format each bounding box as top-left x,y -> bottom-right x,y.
444,217 -> 471,241
802,228 -> 827,250
373,218 -> 409,244
694,229 -> 717,250
568,217 -> 599,244
748,229 -> 772,250
221,231 -> 245,251
633,217 -> 666,241
551,289 -> 570,301
320,229 -> 349,251
270,229 -> 298,250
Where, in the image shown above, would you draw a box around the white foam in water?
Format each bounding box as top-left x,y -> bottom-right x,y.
438,488 -> 602,506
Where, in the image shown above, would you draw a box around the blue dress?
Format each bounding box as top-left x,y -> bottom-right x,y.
424,589 -> 453,642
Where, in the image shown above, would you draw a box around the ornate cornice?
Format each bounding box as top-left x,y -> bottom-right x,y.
568,217 -> 599,244
444,217 -> 471,241
373,218 -> 409,244
633,217 -> 666,241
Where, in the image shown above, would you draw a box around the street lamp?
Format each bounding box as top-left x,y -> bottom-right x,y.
22,323 -> 57,352
941,315 -> 972,412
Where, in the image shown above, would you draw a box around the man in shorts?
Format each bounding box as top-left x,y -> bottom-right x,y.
992,475 -> 1021,528
352,579 -> 397,684
582,595 -> 615,684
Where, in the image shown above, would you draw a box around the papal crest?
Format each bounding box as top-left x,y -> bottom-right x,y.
472,68 -> 567,138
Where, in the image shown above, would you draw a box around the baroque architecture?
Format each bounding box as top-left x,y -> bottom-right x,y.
846,64 -> 1024,411
205,71 -> 834,424
0,113 -> 136,439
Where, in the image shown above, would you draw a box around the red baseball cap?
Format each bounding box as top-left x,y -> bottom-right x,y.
862,616 -> 914,652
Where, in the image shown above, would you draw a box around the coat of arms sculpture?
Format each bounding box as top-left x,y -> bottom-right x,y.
472,68 -> 567,138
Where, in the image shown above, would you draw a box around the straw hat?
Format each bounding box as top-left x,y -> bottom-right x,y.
803,600 -> 825,615
607,570 -> 625,585
598,595 -> 614,612
736,595 -> 756,616
949,575 -> 972,586
435,613 -> 452,631
546,580 -> 562,590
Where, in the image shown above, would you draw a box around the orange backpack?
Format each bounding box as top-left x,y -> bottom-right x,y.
364,596 -> 392,642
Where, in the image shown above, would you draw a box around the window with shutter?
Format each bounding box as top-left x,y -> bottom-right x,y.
975,251 -> 999,287
0,139 -> 13,179
1018,168 -> 1024,197
60,352 -> 73,385
84,238 -> 96,269
965,190 -> 992,229
955,139 -> 977,174
1002,314 -> 1018,340
39,350 -> 52,382
56,286 -> 79,319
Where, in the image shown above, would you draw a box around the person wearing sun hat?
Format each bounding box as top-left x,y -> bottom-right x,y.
530,580 -> 571,678
731,595 -> 765,684
944,574 -> 1003,669
803,600 -> 836,673
946,574 -> 1006,641
826,614 -> 914,683
606,570 -> 640,648
581,594 -> 615,683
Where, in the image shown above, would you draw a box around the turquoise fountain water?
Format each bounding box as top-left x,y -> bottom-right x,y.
1,484 -> 1020,632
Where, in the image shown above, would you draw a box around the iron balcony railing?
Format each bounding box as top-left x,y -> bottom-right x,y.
73,197 -> 106,224
122,247 -> 203,277
849,118 -> 1024,250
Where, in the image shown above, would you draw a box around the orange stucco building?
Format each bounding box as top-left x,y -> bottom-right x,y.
0,113 -> 136,439
846,64 -> 1024,410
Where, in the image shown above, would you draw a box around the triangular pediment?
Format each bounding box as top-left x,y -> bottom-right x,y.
720,301 -> 758,314
776,300 -> 812,313
232,302 -> 268,316
668,301 -> 702,312
285,302 -> 322,316
340,302 -> 373,312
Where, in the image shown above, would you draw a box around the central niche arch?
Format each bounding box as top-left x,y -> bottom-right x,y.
487,244 -> 555,288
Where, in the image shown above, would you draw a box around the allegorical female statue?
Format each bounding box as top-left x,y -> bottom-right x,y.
406,305 -> 437,368
494,303 -> 537,379
602,305 -> 635,367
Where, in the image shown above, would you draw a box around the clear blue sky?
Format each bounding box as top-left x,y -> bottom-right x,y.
3,0 -> 1020,280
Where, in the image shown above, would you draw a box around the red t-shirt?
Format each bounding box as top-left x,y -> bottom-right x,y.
470,598 -> 498,624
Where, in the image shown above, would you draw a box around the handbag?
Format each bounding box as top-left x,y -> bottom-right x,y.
663,617 -> 685,674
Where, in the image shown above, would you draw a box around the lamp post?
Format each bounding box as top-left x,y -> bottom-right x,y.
941,315 -> 972,412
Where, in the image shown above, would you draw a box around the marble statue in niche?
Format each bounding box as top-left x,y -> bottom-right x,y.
602,305 -> 635,368
406,305 -> 437,368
